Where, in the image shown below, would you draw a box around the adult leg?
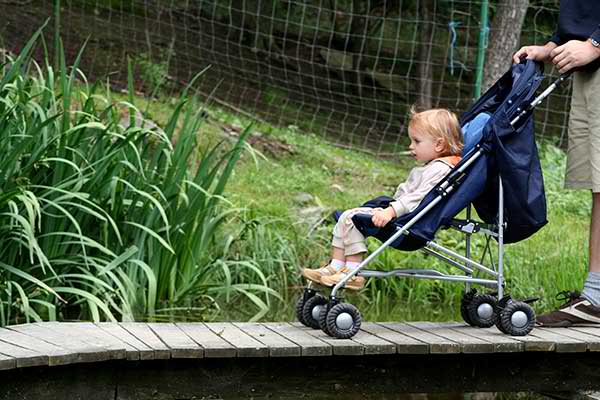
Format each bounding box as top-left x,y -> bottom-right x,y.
537,70 -> 600,326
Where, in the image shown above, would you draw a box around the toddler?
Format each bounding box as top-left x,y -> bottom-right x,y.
303,108 -> 464,290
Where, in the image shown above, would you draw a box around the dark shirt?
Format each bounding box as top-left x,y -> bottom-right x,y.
549,0 -> 600,71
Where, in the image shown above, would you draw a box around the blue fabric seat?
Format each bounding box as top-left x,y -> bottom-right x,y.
345,60 -> 547,250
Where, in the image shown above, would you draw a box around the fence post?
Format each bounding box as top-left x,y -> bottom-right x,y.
474,0 -> 489,99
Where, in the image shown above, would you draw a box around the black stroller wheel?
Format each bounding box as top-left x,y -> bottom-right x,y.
295,296 -> 309,326
468,294 -> 498,328
460,289 -> 477,326
302,294 -> 328,329
318,302 -> 334,336
494,296 -> 512,334
295,289 -> 317,327
326,303 -> 362,339
499,301 -> 535,336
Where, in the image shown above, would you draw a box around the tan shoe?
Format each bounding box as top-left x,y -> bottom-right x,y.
302,264 -> 339,284
320,270 -> 366,290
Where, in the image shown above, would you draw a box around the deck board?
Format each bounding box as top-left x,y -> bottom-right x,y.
96,322 -> 155,360
1,321 -> 600,372
119,323 -> 171,360
176,323 -> 237,358
262,322 -> 331,356
361,323 -> 428,354
234,323 -> 301,357
0,326 -> 77,365
407,322 -> 495,353
207,323 -> 269,357
8,323 -> 110,363
292,322 -> 364,356
147,323 -> 203,359
381,322 -> 461,354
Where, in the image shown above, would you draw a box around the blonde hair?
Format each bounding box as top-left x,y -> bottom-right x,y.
408,107 -> 463,156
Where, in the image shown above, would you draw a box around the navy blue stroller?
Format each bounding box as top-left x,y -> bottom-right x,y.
296,60 -> 571,339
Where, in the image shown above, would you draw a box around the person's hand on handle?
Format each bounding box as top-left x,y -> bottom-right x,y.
512,42 -> 558,64
550,39 -> 600,74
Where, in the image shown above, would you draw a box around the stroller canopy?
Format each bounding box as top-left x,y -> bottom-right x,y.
353,60 -> 547,250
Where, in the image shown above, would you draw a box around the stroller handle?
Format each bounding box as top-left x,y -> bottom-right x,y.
510,72 -> 572,126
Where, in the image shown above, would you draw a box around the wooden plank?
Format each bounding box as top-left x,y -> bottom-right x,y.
176,323 -> 236,358
360,323 -> 429,354
0,339 -> 46,368
8,323 -> 110,363
450,326 -> 524,352
505,327 -> 556,352
291,323 -> 364,356
407,322 -> 495,353
571,326 -> 600,351
0,326 -> 78,366
119,323 -> 171,359
234,323 -> 300,357
381,322 -> 460,354
527,328 -> 588,352
262,323 -> 331,356
0,353 -> 16,371
207,323 -> 268,357
550,328 -> 600,351
96,322 -> 155,360
44,322 -> 125,360
147,323 -> 203,358
346,327 -> 396,355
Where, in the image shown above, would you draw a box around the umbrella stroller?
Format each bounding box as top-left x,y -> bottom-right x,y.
296,60 -> 571,339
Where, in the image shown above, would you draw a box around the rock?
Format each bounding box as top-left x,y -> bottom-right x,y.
331,184 -> 345,193
296,206 -> 325,226
294,192 -> 314,204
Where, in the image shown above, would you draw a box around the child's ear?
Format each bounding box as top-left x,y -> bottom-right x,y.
435,138 -> 446,153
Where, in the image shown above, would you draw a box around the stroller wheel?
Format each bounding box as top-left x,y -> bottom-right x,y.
302,294 -> 328,329
318,301 -> 333,336
326,303 -> 362,339
467,294 -> 498,328
295,288 -> 316,327
499,301 -> 535,336
460,289 -> 477,326
494,296 -> 512,334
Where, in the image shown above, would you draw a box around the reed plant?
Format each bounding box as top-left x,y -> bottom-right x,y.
0,28 -> 278,325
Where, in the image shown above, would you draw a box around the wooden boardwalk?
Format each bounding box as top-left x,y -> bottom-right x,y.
1,321 -> 600,370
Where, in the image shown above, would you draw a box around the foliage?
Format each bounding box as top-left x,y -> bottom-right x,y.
0,29 -> 279,326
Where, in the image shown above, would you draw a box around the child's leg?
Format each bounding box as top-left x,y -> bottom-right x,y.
302,245 -> 347,283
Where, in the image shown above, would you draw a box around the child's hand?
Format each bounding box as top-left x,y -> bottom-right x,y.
372,207 -> 396,227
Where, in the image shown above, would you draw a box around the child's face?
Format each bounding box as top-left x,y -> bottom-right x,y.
408,129 -> 444,162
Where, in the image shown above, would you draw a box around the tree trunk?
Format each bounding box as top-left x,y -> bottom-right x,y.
417,0 -> 434,109
482,0 -> 529,92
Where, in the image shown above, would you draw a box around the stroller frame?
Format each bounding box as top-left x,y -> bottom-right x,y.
298,71 -> 571,339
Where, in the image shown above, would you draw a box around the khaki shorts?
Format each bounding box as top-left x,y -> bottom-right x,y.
565,67 -> 600,192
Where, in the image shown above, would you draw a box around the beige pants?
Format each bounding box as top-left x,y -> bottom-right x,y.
565,68 -> 600,192
332,207 -> 376,256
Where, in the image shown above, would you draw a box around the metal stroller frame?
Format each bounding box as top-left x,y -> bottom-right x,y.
296,72 -> 571,339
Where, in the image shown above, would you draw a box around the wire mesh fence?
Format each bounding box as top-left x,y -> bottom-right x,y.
1,0 -> 569,154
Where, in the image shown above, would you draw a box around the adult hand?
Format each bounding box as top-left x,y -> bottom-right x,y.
512,44 -> 556,64
550,40 -> 600,74
372,207 -> 396,228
